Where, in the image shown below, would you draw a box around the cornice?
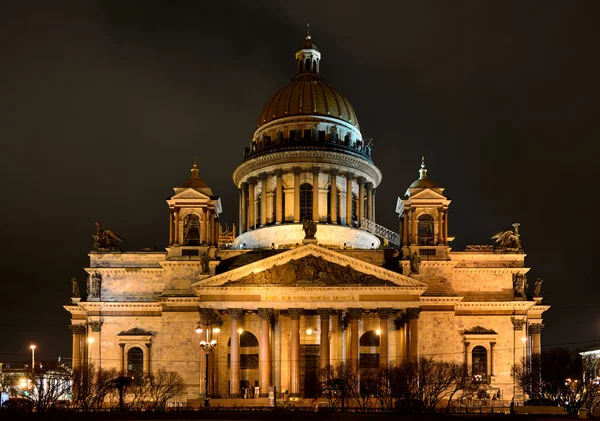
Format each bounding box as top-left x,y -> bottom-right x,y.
84,267 -> 163,274
452,267 -> 531,274
456,301 -> 536,310
233,150 -> 382,186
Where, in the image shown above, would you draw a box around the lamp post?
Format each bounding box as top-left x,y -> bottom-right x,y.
29,345 -> 36,373
199,339 -> 217,407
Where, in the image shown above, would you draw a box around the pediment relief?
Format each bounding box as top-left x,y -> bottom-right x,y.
223,255 -> 394,287
193,244 -> 427,290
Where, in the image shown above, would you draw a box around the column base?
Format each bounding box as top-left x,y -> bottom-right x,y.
302,238 -> 318,245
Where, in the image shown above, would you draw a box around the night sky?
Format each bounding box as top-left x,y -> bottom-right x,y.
1,1 -> 599,364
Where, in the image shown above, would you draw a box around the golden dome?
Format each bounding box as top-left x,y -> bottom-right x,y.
257,74 -> 360,129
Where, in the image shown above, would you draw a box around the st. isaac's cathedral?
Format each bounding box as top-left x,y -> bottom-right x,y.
65,32 -> 549,403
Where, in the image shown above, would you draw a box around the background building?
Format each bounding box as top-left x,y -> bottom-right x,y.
64,32 -> 549,403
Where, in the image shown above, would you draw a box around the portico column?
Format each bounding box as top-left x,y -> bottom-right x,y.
345,173 -> 353,226
88,321 -> 102,370
259,173 -> 268,227
229,308 -> 243,397
357,177 -> 365,225
293,167 -> 301,222
330,169 -> 338,224
201,208 -> 208,244
248,178 -> 256,230
258,308 -> 273,397
312,167 -> 320,222
240,183 -> 247,234
318,309 -> 331,370
70,324 -> 85,371
169,210 -> 174,245
275,170 -> 283,224
366,182 -> 373,221
438,207 -> 444,245
530,324 -> 544,355
347,308 -> 362,367
406,308 -> 421,359
174,209 -> 180,245
378,308 -> 392,368
289,308 -> 302,396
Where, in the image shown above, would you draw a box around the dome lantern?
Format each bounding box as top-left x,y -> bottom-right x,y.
295,24 -> 321,75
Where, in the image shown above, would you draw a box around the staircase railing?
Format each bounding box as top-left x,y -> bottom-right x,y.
360,218 -> 400,247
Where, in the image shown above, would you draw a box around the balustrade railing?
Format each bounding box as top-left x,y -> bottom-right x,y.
360,218 -> 400,246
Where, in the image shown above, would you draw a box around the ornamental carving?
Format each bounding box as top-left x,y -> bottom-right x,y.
223,255 -> 393,286
529,323 -> 545,334
118,327 -> 152,336
511,317 -> 526,331
69,324 -> 86,335
464,325 -> 497,335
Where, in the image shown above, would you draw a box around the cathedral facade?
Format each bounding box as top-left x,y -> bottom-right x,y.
65,33 -> 549,403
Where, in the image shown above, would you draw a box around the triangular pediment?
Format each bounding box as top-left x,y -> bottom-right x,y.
409,188 -> 447,200
192,244 -> 427,289
171,187 -> 212,200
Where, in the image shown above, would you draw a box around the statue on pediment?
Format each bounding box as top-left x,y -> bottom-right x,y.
410,251 -> 421,274
491,223 -> 521,250
92,222 -> 123,252
534,278 -> 543,296
71,278 -> 80,298
302,217 -> 317,239
201,252 -> 210,274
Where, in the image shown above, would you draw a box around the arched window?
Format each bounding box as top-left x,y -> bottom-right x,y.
127,347 -> 144,382
299,183 -> 313,221
418,214 -> 435,245
228,332 -> 259,369
359,330 -> 380,369
472,346 -> 488,381
305,58 -> 310,72
183,214 -> 200,245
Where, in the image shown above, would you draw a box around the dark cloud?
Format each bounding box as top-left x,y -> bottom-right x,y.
1,0 -> 598,361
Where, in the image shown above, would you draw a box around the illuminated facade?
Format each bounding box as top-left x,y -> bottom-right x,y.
65,32 -> 549,404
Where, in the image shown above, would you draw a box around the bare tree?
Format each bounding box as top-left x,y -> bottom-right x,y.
7,364 -> 72,413
72,364 -> 117,411
512,348 -> 600,415
146,368 -> 186,410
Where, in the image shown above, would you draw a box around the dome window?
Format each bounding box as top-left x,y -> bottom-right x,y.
299,183 -> 313,221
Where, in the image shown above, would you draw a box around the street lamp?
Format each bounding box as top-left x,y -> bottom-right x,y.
29,345 -> 36,373
199,339 -> 217,407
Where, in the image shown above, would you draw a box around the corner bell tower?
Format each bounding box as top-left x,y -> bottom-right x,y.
396,158 -> 451,260
166,159 -> 222,250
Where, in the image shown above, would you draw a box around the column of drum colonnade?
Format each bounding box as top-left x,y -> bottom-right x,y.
224,307 -> 423,397
237,168 -> 377,234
